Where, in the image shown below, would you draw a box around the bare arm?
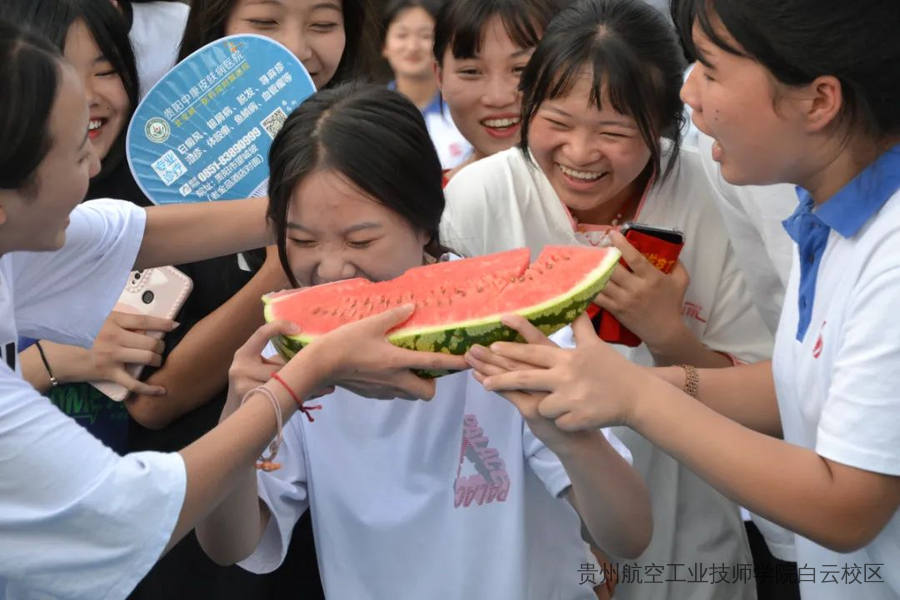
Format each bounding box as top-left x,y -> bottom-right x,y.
653,361 -> 782,437
476,321 -> 900,553
126,251 -> 289,429
562,433 -> 652,559
628,375 -> 900,552
135,197 -> 271,270
171,306 -> 468,554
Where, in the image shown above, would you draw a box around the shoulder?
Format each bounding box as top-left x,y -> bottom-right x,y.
445,149 -> 538,205
131,1 -> 190,32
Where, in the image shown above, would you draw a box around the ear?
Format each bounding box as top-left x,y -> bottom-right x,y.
0,190 -> 12,227
433,60 -> 443,92
803,75 -> 844,134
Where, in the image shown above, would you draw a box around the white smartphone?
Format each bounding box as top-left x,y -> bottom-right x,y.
90,266 -> 193,402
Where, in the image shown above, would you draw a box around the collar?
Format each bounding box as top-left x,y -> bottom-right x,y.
801,144 -> 900,238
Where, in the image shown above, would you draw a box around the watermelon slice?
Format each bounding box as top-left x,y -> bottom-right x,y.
264,245 -> 620,374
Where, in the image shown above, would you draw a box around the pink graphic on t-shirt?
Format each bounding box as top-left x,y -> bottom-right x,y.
454,414 -> 510,508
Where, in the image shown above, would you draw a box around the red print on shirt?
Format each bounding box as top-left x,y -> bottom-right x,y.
453,414 -> 510,508
682,302 -> 707,323
813,321 -> 826,359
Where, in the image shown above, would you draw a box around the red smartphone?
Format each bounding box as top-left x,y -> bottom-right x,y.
587,223 -> 685,347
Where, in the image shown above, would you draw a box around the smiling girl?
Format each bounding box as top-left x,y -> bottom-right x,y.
433,0 -> 561,180
382,0 -> 471,169
441,0 -> 774,598
195,83 -> 651,599
469,0 -> 900,598
9,0 -> 172,455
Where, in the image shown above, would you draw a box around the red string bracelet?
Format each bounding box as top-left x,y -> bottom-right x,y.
270,372 -> 322,422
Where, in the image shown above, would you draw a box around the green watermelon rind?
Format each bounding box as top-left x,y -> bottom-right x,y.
263,248 -> 620,377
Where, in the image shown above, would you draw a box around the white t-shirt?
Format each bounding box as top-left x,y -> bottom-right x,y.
772,189 -> 900,599
0,200 -> 187,599
239,363 -> 631,599
129,1 -> 191,97
696,133 -> 796,335
442,147 -> 770,600
423,100 -> 472,171
694,132 -> 799,560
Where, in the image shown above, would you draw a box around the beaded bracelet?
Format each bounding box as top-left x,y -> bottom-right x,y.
679,364 -> 699,399
241,386 -> 283,471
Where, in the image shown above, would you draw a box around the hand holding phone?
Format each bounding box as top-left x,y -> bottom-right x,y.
588,223 -> 685,347
90,267 -> 193,401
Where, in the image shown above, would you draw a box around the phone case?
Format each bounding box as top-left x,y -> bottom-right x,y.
592,223 -> 685,347
90,266 -> 193,401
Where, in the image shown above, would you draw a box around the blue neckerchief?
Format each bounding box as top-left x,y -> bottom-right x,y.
782,144 -> 900,340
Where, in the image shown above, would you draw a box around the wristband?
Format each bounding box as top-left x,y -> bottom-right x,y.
270,371 -> 322,422
34,341 -> 59,388
241,386 -> 284,471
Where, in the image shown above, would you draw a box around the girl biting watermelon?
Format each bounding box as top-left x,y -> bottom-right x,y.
195,83 -> 652,599
469,0 -> 900,598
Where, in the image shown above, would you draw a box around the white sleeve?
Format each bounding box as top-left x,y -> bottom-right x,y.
0,366 -> 186,599
523,422 -> 632,499
818,261 -> 900,476
238,416 -> 310,574
440,165 -> 498,259
12,199 -> 146,347
698,240 -> 774,363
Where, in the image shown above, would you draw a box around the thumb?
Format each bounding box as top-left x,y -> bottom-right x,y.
368,303 -> 416,333
572,312 -> 598,345
240,320 -> 300,358
670,260 -> 690,290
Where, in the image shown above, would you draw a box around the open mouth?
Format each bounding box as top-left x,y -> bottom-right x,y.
558,163 -> 607,183
88,118 -> 106,140
480,116 -> 521,138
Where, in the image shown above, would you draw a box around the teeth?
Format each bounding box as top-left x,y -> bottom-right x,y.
482,117 -> 520,128
89,120 -> 103,131
558,164 -> 604,181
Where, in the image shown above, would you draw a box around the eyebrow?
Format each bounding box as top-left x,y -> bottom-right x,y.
510,49 -> 532,59
286,221 -> 383,235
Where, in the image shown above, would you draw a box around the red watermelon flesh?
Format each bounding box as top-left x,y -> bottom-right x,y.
264,245 -> 620,369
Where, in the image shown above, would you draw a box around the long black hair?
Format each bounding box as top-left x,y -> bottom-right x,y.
267,84 -> 448,287
520,0 -> 686,180
433,0 -> 561,64
674,0 -> 900,141
179,0 -> 378,87
6,0 -> 141,199
0,20 -> 66,193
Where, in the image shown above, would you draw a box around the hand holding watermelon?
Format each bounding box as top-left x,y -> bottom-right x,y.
284,304 -> 469,401
468,312 -> 648,431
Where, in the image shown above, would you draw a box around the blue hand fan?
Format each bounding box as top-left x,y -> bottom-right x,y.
127,34 -> 315,205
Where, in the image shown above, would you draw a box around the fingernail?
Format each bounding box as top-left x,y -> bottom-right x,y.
286,323 -> 301,333
171,321 -> 181,329
154,387 -> 167,396
468,345 -> 486,358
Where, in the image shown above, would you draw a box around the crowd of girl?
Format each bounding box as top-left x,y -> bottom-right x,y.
0,0 -> 897,599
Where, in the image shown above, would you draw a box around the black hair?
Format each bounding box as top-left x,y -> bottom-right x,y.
267,84 -> 448,287
382,0 -> 442,40
0,20 -> 65,192
5,0 -> 140,187
179,0 -> 379,87
433,0 -> 561,63
520,0 -> 686,180
675,0 -> 900,140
